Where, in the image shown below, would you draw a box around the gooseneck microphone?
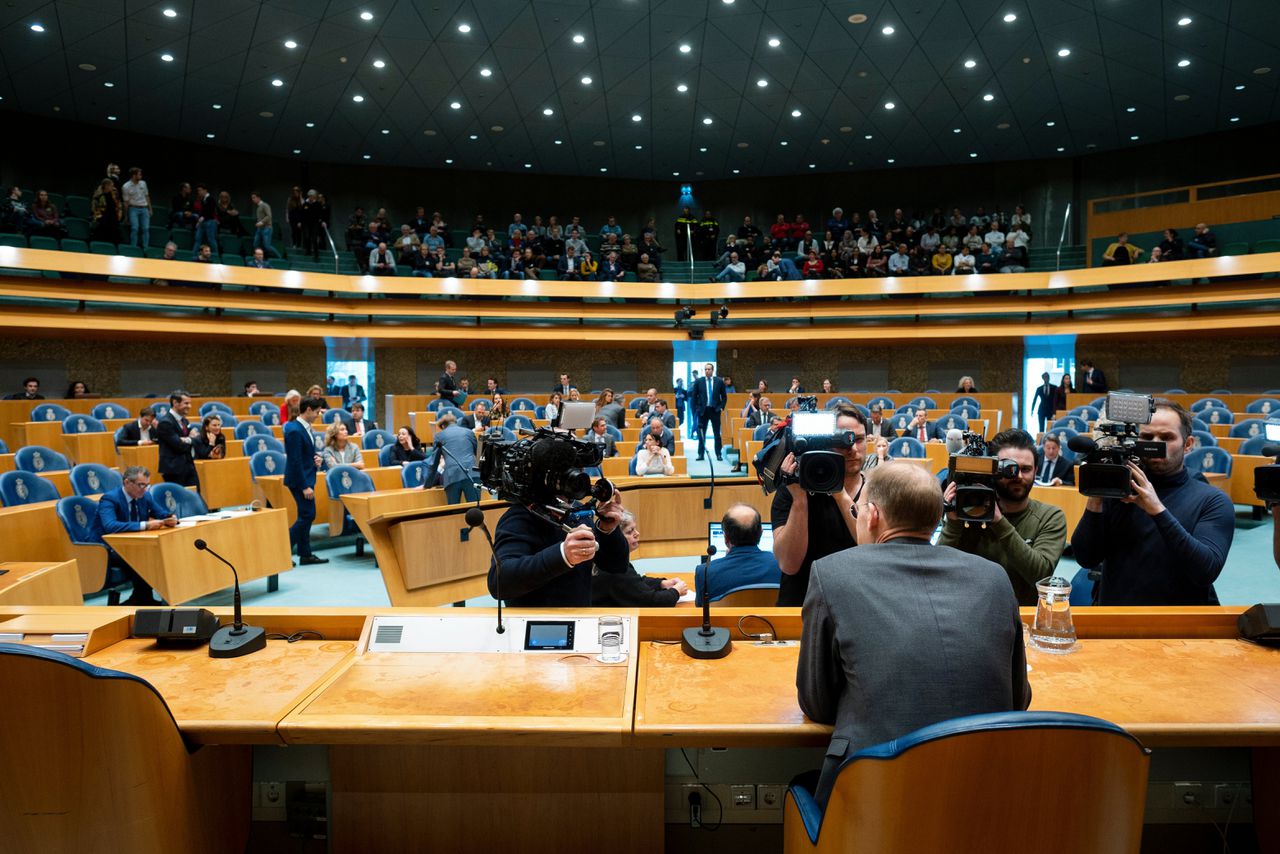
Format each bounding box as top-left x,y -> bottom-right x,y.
682,545 -> 732,659
466,507 -> 505,634
194,538 -> 266,658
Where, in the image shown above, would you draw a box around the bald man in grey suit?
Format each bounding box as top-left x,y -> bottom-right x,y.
796,463 -> 1031,810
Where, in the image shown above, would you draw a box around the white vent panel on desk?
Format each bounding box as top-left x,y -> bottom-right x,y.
366,615 -> 628,655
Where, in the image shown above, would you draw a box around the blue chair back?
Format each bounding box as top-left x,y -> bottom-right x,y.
1210,388 -> 1233,394
1043,426 -> 1079,452
1190,417 -> 1209,434
426,399 -> 447,412
401,460 -> 431,488
1087,395 -> 1106,410
248,450 -> 287,480
1050,415 -> 1088,433
473,398 -> 493,411
242,434 -> 285,456
31,403 -> 71,422
91,402 -> 129,420
62,413 -> 106,434
70,463 -> 122,497
753,423 -> 775,441
628,397 -> 647,411
509,397 -> 537,412
605,425 -> 623,442
935,414 -> 968,433
505,414 -> 534,431
248,400 -> 277,418
321,408 -> 352,426
1163,388 -> 1188,395
363,429 -> 394,450
1190,397 -> 1226,413
497,427 -> 518,442
56,495 -> 103,544
627,455 -> 638,476
0,470 -> 60,506
150,402 -> 171,418
823,396 -> 852,409
1240,436 -> 1273,455
909,396 -> 936,410
1191,430 -> 1217,448
15,445 -> 70,473
0,438 -> 7,454
1245,398 -> 1280,416
950,395 -> 980,409
378,444 -> 399,467
888,437 -> 926,458
1198,405 -> 1233,425
949,404 -> 979,419
867,395 -> 895,412
435,406 -> 465,424
325,464 -> 376,500
1070,405 -> 1101,421
1228,418 -> 1267,439
259,410 -> 282,426
1068,567 -> 1094,606
199,401 -> 234,417
234,421 -> 272,439
211,412 -> 238,428
149,483 -> 209,518
1185,446 -> 1232,477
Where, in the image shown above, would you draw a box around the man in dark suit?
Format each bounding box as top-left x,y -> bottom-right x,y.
116,406 -> 157,446
432,412 -> 480,504
586,418 -> 618,458
1080,360 -> 1108,395
459,400 -> 491,431
650,400 -> 678,430
797,463 -> 1031,810
4,376 -> 44,400
1036,435 -> 1075,486
691,362 -> 727,460
438,360 -> 463,406
552,373 -> 576,397
340,375 -> 366,409
284,397 -> 328,565
348,402 -> 377,436
865,403 -> 895,440
1031,371 -> 1056,433
899,409 -> 943,443
155,390 -> 198,488
696,504 -> 781,606
96,465 -> 177,604
639,417 -> 675,454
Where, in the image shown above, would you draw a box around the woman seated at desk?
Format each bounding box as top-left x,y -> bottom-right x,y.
591,510 -> 688,607
863,436 -> 892,471
546,391 -> 562,429
322,421 -> 364,470
192,413 -> 226,460
633,432 -> 674,476
391,426 -> 426,466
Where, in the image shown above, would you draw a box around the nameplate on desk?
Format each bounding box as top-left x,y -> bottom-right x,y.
177,510 -> 256,526
367,614 -> 629,655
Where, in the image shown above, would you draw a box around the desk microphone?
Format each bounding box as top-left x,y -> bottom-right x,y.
682,545 -> 731,659
465,507 -> 505,635
194,538 -> 266,658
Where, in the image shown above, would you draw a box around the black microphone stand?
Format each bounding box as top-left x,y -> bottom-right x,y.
465,508 -> 505,634
681,545 -> 731,659
194,539 -> 266,658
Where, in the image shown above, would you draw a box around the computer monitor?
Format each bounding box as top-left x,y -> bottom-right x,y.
708,521 -> 774,555
558,401 -> 596,431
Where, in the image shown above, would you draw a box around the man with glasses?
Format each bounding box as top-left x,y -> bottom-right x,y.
938,429 -> 1067,605
771,404 -> 869,605
156,390 -> 199,489
96,465 -> 177,605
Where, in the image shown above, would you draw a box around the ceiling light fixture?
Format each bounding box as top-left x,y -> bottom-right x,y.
600,167 -> 608,173
306,121 -> 315,127
469,134 -> 478,140
780,140 -> 788,146
808,164 -> 816,169
677,84 -> 688,92
104,82 -> 115,88
163,8 -> 177,18
756,79 -> 767,87
360,11 -> 373,21
768,37 -> 781,47
635,145 -> 643,150
884,102 -> 895,109
381,128 -> 390,134
1177,16 -> 1192,26
699,146 -> 707,152
212,103 -> 222,110
206,133 -> 215,139
969,151 -> 978,157
457,23 -> 471,33
353,94 -> 365,102
284,40 -> 298,49
679,44 -> 692,53
887,158 -> 895,163
702,117 -> 713,124
293,149 -> 301,154
554,139 -> 562,145
271,78 -> 284,87
445,158 -> 454,164
1230,116 -> 1240,122
450,101 -> 461,109
953,127 -> 962,133
983,93 -> 995,101
673,171 -> 680,176
1130,134 -> 1139,140
161,53 -> 174,62
362,154 -> 371,160
732,169 -> 740,174
864,133 -> 873,139
580,76 -> 592,85
524,163 -> 532,168
881,25 -> 895,35
791,109 -> 802,117
1177,59 -> 1190,67
1003,12 -> 1017,22
1057,48 -> 1070,57
1057,146 -> 1065,152
480,67 -> 492,77
30,23 -> 45,32
107,115 -> 117,121
1126,106 -> 1136,112
572,34 -> 585,44
964,59 -> 977,68
631,114 -> 642,122
542,107 -> 554,116
1235,84 -> 1245,90
373,59 -> 386,68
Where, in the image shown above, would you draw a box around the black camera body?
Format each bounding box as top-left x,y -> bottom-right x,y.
477,427 -> 613,525
756,407 -> 858,495
1074,422 -> 1166,499
945,432 -> 1020,525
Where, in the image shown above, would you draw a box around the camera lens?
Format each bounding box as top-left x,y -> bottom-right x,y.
550,468 -> 591,501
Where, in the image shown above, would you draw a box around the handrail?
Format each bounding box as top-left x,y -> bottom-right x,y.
1056,202 -> 1072,272
320,222 -> 340,275
1088,171 -> 1280,207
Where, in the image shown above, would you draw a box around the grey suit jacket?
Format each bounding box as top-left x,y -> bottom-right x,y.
797,538 -> 1031,809
433,424 -> 478,486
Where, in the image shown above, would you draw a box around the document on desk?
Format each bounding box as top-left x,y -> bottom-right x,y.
177,510 -> 256,527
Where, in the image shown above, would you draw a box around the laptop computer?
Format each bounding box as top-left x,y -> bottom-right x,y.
709,521 -> 774,555
559,401 -> 596,431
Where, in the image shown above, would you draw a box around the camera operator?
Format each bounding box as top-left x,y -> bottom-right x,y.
772,404 -> 869,606
939,429 -> 1067,605
489,486 -> 628,607
1071,399 -> 1235,604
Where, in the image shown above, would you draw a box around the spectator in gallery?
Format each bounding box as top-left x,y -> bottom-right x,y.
1102,232 -> 1144,265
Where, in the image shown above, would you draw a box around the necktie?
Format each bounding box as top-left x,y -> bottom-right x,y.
130,499 -> 139,523
1041,459 -> 1052,482
918,426 -> 926,442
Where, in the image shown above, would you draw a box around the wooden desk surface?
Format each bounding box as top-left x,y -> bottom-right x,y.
86,637 -> 356,744
0,560 -> 82,606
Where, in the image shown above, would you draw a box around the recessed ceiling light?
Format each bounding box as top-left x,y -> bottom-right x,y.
887,158 -> 895,164
1003,12 -> 1017,22
600,167 -> 607,173
1045,121 -> 1055,127
554,139 -> 562,145
524,163 -> 532,168
983,93 -> 995,101
30,23 -> 45,32
780,140 -> 788,146
699,146 -> 708,152
490,125 -> 503,132
1125,106 -> 1136,112
259,111 -> 274,118
679,44 -> 692,53
732,169 -> 740,174
673,172 -> 680,176
864,133 -> 873,139
445,158 -> 453,164
1177,59 -> 1190,67
631,114 -> 642,122
572,33 -> 585,44
635,144 -> 643,150
353,95 -> 365,102
1056,146 -> 1065,152
969,151 -> 978,157
271,78 -> 284,87
1177,16 -> 1192,26
737,141 -> 749,148
1254,67 -> 1272,74
756,79 -> 768,88
373,59 -> 386,69
363,154 -> 372,160
381,128 -> 390,134
1130,134 -> 1139,140
206,133 -> 215,139
580,76 -> 592,85
423,129 -> 436,136
768,37 -> 781,47
702,117 -> 712,125
996,122 -> 1010,129
593,140 -> 605,146
284,40 -> 298,49
1230,116 -> 1240,122
676,84 -> 688,92
881,25 -> 895,35
808,164 -> 816,169
1234,84 -> 1245,90
78,63 -> 96,71
791,109 -> 802,117
163,8 -> 177,18
723,0 -> 735,4
306,121 -> 315,127
161,53 -> 174,62
1174,93 -> 1191,101
293,149 -> 301,154
543,107 -> 554,116
104,82 -> 115,88
450,101 -> 461,109
457,23 -> 471,33
107,115 -> 117,121
360,11 -> 373,21
964,59 -> 977,68
847,14 -> 867,24
1057,48 -> 1070,57
212,103 -> 222,110
480,67 -> 492,77
469,134 -> 478,140
953,127 -> 962,133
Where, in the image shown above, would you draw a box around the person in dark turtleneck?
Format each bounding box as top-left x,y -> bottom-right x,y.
1071,399 -> 1235,605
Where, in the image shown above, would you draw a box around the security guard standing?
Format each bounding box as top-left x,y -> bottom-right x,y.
675,207 -> 698,262
697,210 -> 721,261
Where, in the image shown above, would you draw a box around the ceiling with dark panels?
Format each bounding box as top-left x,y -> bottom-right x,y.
0,0 -> 1277,180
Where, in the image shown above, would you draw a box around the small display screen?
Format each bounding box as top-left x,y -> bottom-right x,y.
524,621 -> 575,650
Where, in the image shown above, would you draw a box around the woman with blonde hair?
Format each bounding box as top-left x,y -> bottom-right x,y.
280,389 -> 302,423
863,436 -> 892,471
322,420 -> 364,470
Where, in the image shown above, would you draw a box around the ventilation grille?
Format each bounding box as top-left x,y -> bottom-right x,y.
374,623 -> 403,645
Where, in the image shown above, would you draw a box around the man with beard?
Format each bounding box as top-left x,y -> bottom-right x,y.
1072,399 -> 1234,605
938,429 -> 1067,606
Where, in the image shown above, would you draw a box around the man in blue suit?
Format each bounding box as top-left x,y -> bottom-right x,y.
285,397 -> 328,565
431,412 -> 480,504
696,504 -> 781,606
691,362 -> 728,461
96,465 -> 177,605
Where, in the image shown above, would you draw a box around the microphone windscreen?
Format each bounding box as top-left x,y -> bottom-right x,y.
1066,435 -> 1097,454
464,507 -> 486,528
193,538 -> 208,550
706,544 -> 717,557
1262,444 -> 1280,459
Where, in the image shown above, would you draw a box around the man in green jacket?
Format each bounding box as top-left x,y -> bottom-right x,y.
939,428 -> 1067,605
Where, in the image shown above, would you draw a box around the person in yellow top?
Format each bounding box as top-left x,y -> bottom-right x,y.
931,246 -> 953,275
579,249 -> 599,280
1102,232 -> 1145,265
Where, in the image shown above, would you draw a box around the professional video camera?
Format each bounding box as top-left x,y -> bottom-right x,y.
944,431 -> 1020,525
1254,422 -> 1280,507
755,404 -> 858,496
477,427 -> 614,528
1067,392 -> 1166,499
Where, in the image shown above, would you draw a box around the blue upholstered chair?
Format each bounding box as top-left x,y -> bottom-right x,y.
1240,436 -> 1273,456
0,438 -> 7,454
949,404 -> 980,419
1191,430 -> 1217,448
950,395 -> 980,410
1190,397 -> 1227,413
363,429 -> 394,450
30,403 -> 71,422
509,397 -> 537,412
325,465 -> 375,552
1244,398 -> 1280,416
149,483 -> 209,518
1197,405 -> 1234,426
893,404 -> 918,422
605,424 -> 623,442
378,444 -> 398,467
1043,427 -> 1079,458
248,450 -> 287,481
321,408 -> 352,426
62,413 -> 106,435
934,414 -> 968,434
259,410 -> 282,426
505,414 -> 535,431
1050,415 -> 1089,434
1228,418 -> 1267,439
823,396 -> 853,409
1191,417 -> 1210,434
908,396 -> 936,410
91,401 -> 130,420
753,423 -> 776,441
234,420 -> 272,439
783,712 -> 1149,854
15,445 -> 70,473
401,460 -> 431,488
249,400 -> 278,419
1185,447 -> 1232,477
241,434 -> 284,456
628,397 -> 647,411
1070,405 -> 1101,421
70,463 -> 122,497
0,470 -> 60,506
55,495 -> 124,602
1088,395 -> 1106,410
211,412 -> 238,428
867,395 -> 895,412
887,437 -> 926,459
198,401 -> 234,417
151,402 -> 172,418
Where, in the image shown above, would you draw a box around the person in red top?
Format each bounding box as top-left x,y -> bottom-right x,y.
790,214 -> 811,247
770,214 -> 793,252
803,250 -> 825,278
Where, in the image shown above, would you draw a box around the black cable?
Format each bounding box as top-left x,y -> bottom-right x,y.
679,747 -> 722,831
265,630 -> 327,643
737,614 -> 778,641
